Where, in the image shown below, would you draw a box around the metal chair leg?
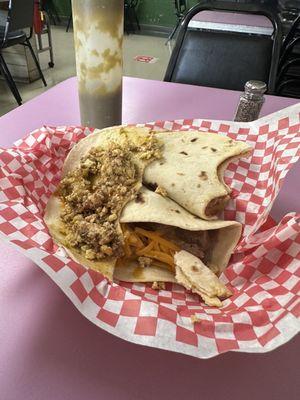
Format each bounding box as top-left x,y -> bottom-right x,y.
37,31 -> 43,51
0,53 -> 22,105
132,7 -> 140,30
44,11 -> 55,67
128,7 -> 135,34
24,38 -> 47,87
0,61 -> 22,105
66,13 -> 72,32
125,5 -> 135,34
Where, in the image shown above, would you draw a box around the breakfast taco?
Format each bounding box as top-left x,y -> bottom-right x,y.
62,126 -> 251,219
44,126 -> 249,306
116,187 -> 242,306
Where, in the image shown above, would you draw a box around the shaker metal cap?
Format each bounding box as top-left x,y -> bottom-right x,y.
245,80 -> 267,94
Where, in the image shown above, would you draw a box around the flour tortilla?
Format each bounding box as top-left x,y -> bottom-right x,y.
45,127 -> 243,302
62,126 -> 156,176
46,188 -> 239,306
63,126 -> 251,220
44,126 -> 160,281
114,187 -> 242,282
143,130 -> 251,220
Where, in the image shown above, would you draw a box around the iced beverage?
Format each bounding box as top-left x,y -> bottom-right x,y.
72,0 -> 123,128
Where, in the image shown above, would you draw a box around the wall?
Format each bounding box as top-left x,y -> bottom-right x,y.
137,0 -> 176,27
137,0 -> 199,27
52,0 -> 199,27
52,0 -> 71,17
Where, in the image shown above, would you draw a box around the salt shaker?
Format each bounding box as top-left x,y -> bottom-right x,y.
234,81 -> 267,122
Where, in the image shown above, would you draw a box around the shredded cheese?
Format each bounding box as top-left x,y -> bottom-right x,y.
120,225 -> 180,270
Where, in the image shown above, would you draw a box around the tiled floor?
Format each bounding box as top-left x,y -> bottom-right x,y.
0,26 -> 172,117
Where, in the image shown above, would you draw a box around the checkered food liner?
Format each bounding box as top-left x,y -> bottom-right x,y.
0,104 -> 299,359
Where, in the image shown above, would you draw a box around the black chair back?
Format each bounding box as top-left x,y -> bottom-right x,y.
165,1 -> 282,94
7,0 -> 34,32
282,14 -> 300,50
276,13 -> 300,97
279,14 -> 300,70
277,77 -> 300,98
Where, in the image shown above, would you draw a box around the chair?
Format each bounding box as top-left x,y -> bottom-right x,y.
276,14 -> 300,97
0,0 -> 47,106
66,0 -> 72,32
277,77 -> 300,98
279,0 -> 300,26
34,1 -> 54,68
164,1 -> 282,94
278,14 -> 300,71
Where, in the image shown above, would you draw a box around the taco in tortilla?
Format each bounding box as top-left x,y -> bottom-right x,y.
62,126 -> 252,219
45,127 -> 162,281
44,126 -> 248,307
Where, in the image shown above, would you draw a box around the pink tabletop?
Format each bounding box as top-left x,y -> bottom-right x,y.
0,77 -> 299,400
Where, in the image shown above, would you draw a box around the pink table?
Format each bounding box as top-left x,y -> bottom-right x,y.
0,77 -> 299,400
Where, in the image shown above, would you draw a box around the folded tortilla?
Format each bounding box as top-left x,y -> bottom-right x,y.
119,187 -> 241,276
115,187 -> 241,306
45,126 -> 162,280
45,126 -> 244,306
143,130 -> 251,219
62,126 -> 155,176
64,126 -> 251,220
46,187 -> 240,306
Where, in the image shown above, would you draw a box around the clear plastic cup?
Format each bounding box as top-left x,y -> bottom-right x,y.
72,0 -> 123,129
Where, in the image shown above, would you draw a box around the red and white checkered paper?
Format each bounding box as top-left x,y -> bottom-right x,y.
0,104 -> 299,359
